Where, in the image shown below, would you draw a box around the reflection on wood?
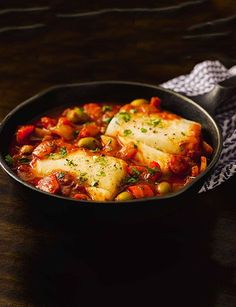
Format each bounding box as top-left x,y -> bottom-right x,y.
57,0 -> 207,18
0,6 -> 50,15
188,14 -> 236,30
183,31 -> 231,39
0,23 -> 45,34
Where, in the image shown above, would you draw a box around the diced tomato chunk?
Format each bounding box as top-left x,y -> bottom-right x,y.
41,117 -> 57,128
128,184 -> 154,199
127,165 -> 147,176
138,104 -> 159,114
147,161 -> 162,181
73,193 -> 90,200
150,96 -> 161,108
79,123 -> 101,138
17,164 -> 35,182
83,103 -> 103,121
127,164 -> 162,182
119,104 -> 133,112
149,161 -> 160,169
169,155 -> 190,176
37,174 -> 60,194
33,140 -> 55,158
16,125 -> 35,145
158,112 -> 180,120
102,105 -> 120,124
105,105 -> 121,117
57,117 -> 73,126
120,143 -> 138,160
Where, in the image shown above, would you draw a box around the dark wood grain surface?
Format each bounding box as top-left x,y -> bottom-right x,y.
0,1 -> 236,306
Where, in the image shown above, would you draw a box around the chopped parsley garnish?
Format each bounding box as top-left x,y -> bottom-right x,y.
123,129 -> 132,136
147,166 -> 161,175
130,167 -> 140,177
102,105 -> 112,112
146,118 -> 162,127
65,159 -> 78,167
98,171 -> 106,177
93,156 -> 107,166
48,153 -> 56,159
130,108 -> 137,114
127,177 -> 138,183
60,147 -> 67,157
103,117 -> 112,124
141,128 -> 147,133
118,112 -> 131,122
19,157 -> 30,164
152,119 -> 162,127
78,172 -> 88,182
5,154 -> 14,166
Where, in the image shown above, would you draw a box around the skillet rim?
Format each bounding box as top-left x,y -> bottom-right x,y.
0,80 -> 223,205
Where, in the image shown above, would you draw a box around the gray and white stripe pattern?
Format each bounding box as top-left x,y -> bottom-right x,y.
161,60 -> 236,192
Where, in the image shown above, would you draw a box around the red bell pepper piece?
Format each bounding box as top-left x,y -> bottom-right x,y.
79,123 -> 101,138
169,155 -> 190,176
128,184 -> 154,199
83,103 -> 103,121
37,174 -> 60,194
41,117 -> 57,129
73,193 -> 90,200
127,165 -> 147,176
150,96 -> 161,108
119,143 -> 138,160
32,140 -> 55,159
16,125 -> 35,145
147,161 -> 162,181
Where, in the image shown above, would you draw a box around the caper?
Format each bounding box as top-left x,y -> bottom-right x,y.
20,145 -> 34,155
115,191 -> 133,201
156,181 -> 172,195
78,137 -> 101,150
130,99 -> 149,107
66,107 -> 89,123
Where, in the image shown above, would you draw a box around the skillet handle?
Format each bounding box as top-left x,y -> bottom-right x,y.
190,75 -> 236,116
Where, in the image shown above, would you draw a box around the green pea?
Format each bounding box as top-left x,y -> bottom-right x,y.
78,137 -> 101,150
115,191 -> 133,201
66,107 -> 89,123
130,99 -> 149,107
156,181 -> 172,195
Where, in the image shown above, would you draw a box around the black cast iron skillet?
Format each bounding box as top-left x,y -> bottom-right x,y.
0,79 -> 235,222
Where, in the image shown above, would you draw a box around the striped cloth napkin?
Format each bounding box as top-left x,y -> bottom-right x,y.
161,60 -> 236,192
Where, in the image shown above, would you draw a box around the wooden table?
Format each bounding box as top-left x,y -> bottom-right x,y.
0,1 -> 235,306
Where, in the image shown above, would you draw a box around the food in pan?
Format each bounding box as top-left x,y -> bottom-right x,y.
5,97 -> 213,201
